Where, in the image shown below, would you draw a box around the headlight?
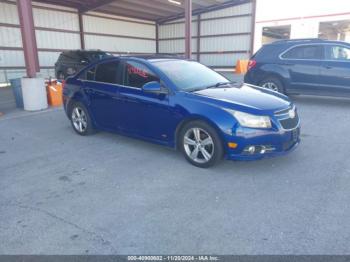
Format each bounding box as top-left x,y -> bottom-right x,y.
224,109 -> 272,129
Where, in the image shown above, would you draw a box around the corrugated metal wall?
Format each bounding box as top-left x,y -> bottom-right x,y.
83,13 -> 156,54
158,2 -> 253,68
0,0 -> 253,83
33,3 -> 80,78
0,1 -> 24,82
0,1 -> 156,83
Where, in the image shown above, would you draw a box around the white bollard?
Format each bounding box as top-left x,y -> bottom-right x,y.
21,77 -> 48,111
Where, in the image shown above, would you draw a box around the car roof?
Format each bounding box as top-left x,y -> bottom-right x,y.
267,38 -> 350,46
118,54 -> 185,60
97,54 -> 187,63
62,49 -> 106,54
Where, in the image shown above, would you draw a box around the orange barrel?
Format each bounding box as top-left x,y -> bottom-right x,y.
235,59 -> 249,74
46,81 -> 63,107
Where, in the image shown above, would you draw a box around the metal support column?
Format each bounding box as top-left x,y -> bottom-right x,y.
197,14 -> 201,62
185,0 -> 192,59
156,23 -> 159,54
250,0 -> 257,56
17,0 -> 39,78
78,13 -> 85,50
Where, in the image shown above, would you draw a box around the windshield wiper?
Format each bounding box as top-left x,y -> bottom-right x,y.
187,81 -> 237,92
206,81 -> 236,89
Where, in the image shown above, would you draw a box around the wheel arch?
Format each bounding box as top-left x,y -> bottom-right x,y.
66,94 -> 90,120
174,114 -> 225,150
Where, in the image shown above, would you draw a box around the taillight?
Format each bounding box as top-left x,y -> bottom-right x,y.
248,60 -> 257,71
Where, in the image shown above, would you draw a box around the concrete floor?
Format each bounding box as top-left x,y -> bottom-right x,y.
1,94 -> 350,254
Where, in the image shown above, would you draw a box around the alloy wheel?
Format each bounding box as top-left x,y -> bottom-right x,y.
262,82 -> 279,92
183,127 -> 214,164
71,107 -> 87,133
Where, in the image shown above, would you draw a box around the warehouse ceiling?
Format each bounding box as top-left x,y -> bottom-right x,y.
35,0 -> 249,22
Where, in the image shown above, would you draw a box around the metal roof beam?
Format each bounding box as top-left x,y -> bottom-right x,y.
109,1 -> 173,17
80,0 -> 117,13
157,0 -> 252,24
119,0 -> 183,13
97,6 -> 159,21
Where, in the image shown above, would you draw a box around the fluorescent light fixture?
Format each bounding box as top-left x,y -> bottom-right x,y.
168,0 -> 181,5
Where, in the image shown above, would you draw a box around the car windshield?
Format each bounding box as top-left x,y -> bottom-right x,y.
152,60 -> 230,91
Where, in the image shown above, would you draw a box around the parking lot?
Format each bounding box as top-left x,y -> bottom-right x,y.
1,93 -> 350,254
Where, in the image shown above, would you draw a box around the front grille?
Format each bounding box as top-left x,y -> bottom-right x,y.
279,113 -> 299,130
275,106 -> 292,116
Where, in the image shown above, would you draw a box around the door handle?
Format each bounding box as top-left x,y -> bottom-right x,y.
324,65 -> 333,69
112,95 -> 121,100
85,88 -> 93,94
120,94 -> 139,103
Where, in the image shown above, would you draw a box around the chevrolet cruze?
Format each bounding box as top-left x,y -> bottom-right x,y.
63,56 -> 300,168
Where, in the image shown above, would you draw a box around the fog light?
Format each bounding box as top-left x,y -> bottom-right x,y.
245,146 -> 256,154
243,145 -> 276,155
228,142 -> 238,149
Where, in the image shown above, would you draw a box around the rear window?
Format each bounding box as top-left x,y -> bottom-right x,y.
281,45 -> 324,60
253,44 -> 285,60
94,61 -> 121,84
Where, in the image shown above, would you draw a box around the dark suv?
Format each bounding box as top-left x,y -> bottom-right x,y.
244,39 -> 350,97
55,50 -> 112,79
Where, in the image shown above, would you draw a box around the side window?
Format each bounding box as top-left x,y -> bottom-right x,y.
94,61 -> 120,84
124,61 -> 159,89
86,66 -> 96,81
79,66 -> 96,80
327,45 -> 350,61
282,45 -> 324,60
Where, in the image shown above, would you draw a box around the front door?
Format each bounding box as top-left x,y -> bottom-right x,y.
320,44 -> 350,96
117,60 -> 175,143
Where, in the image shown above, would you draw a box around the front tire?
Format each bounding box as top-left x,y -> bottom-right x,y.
260,77 -> 285,93
70,102 -> 94,136
180,121 -> 223,168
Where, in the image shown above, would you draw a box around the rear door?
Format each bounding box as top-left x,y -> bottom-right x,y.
280,44 -> 324,94
82,60 -> 122,130
320,44 -> 350,95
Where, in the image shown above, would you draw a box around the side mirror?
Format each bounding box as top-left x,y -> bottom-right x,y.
142,81 -> 168,94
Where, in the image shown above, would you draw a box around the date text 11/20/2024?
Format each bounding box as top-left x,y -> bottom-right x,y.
127,256 -> 219,261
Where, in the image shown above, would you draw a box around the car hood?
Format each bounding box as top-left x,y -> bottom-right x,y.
190,83 -> 291,113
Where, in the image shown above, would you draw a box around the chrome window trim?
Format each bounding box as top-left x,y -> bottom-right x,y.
80,79 -> 170,93
80,79 -> 141,90
278,43 -> 350,62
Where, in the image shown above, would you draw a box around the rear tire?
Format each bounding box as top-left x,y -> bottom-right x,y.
179,121 -> 223,168
69,102 -> 94,136
260,77 -> 285,93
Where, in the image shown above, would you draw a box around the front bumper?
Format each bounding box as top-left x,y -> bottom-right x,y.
224,126 -> 300,161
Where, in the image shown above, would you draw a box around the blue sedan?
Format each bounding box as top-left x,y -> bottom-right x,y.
63,56 -> 300,168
